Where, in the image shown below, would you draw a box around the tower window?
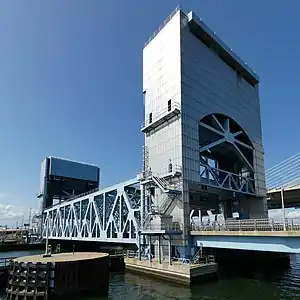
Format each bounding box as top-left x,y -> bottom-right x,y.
149,113 -> 152,124
168,99 -> 172,112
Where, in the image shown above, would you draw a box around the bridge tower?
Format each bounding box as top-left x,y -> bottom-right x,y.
140,7 -> 267,257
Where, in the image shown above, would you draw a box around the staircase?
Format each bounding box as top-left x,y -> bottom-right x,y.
151,175 -> 170,193
143,173 -> 181,218
158,194 -> 178,215
141,212 -> 152,229
190,248 -> 203,264
151,173 -> 181,194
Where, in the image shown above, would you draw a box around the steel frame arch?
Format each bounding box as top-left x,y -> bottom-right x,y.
42,178 -> 141,245
198,113 -> 255,195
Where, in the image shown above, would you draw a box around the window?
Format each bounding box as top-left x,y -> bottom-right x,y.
149,113 -> 152,124
168,99 -> 171,112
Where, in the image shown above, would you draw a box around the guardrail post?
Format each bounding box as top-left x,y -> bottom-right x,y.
291,219 -> 294,231
254,220 -> 257,231
238,220 -> 241,231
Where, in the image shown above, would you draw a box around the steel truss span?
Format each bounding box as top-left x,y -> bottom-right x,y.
42,178 -> 141,244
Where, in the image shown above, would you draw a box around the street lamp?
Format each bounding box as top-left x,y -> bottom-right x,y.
280,187 -> 286,231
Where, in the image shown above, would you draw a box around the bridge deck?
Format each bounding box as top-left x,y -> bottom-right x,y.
191,218 -> 300,253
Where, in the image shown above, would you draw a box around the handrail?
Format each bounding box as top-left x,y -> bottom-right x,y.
141,102 -> 181,129
139,165 -> 182,181
191,218 -> 300,232
142,222 -> 183,232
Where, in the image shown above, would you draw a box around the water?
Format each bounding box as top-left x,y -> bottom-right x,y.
1,251 -> 300,299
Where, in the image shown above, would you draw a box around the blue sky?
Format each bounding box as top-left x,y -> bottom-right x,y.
0,0 -> 300,223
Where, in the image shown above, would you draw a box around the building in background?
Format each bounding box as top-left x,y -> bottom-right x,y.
37,156 -> 100,212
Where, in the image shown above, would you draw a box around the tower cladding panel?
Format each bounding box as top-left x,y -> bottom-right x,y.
181,12 -> 267,219
38,157 -> 100,211
143,8 -> 267,255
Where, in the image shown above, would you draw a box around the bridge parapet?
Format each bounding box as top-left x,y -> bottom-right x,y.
190,218 -> 300,233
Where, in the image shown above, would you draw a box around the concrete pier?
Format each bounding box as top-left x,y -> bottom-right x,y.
7,252 -> 110,299
125,258 -> 218,285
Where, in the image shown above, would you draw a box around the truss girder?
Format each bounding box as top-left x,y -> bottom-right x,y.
200,160 -> 255,195
42,178 -> 141,244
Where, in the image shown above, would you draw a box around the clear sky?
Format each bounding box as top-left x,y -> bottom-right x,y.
0,0 -> 300,224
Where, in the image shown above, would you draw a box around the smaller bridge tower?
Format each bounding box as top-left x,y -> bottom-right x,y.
37,156 -> 100,212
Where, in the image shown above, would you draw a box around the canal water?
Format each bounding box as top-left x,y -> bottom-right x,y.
1,251 -> 299,299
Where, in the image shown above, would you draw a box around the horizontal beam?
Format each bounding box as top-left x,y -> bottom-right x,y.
193,235 -> 300,253
46,236 -> 137,244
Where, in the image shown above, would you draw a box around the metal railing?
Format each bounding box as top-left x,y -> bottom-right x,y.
141,102 -> 180,129
191,218 -> 300,232
173,255 -> 215,265
142,222 -> 183,232
0,257 -> 16,270
139,165 -> 182,181
125,250 -> 215,266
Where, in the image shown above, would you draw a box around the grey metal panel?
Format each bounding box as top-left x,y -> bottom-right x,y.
180,20 -> 266,197
187,11 -> 259,85
49,157 -> 99,182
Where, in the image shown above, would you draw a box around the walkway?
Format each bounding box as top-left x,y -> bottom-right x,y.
191,218 -> 300,253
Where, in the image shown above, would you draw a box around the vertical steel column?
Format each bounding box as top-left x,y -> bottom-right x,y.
149,236 -> 152,263
281,187 -> 286,231
168,236 -> 172,265
140,184 -> 144,228
158,235 -> 161,263
138,233 -> 141,260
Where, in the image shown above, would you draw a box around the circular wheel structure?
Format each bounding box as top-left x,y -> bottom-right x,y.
199,113 -> 255,195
